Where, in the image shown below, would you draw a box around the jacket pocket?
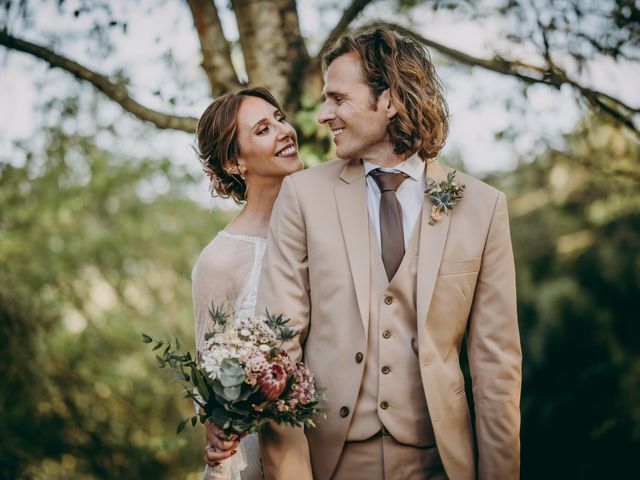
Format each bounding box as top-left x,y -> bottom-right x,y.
438,258 -> 481,276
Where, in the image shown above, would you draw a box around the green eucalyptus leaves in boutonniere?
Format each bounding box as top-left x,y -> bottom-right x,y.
424,171 -> 466,225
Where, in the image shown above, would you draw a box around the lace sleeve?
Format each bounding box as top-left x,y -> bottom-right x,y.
192,234 -> 255,353
192,233 -> 265,480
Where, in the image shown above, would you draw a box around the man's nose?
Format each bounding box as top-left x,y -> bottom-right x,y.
317,103 -> 333,124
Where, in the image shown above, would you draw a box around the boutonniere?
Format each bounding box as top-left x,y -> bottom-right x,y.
424,171 -> 466,225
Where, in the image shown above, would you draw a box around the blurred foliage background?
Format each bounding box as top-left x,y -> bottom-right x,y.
1,0 -> 639,479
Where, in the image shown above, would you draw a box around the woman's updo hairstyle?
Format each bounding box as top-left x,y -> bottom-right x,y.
195,87 -> 283,204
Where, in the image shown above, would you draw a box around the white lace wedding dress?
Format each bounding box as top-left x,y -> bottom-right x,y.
192,230 -> 267,480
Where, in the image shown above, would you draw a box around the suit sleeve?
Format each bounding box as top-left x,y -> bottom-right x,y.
467,191 -> 522,480
255,175 -> 313,480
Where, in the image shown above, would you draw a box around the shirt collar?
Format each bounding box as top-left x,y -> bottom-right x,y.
363,153 -> 425,181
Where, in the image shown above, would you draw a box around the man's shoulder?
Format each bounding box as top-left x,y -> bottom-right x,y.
439,164 -> 503,204
288,158 -> 348,184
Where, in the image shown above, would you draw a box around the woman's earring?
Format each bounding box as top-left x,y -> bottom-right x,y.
239,167 -> 247,180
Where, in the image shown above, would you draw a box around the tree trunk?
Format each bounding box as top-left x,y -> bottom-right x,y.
231,0 -> 309,111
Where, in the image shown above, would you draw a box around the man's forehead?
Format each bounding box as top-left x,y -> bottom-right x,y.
321,86 -> 343,98
326,53 -> 362,77
322,54 -> 366,96
321,73 -> 343,98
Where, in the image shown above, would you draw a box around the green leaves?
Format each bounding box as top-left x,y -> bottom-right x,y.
223,385 -> 241,401
213,359 -> 245,402
219,358 -> 244,387
176,418 -> 189,434
209,408 -> 233,431
264,309 -> 298,342
175,414 -> 199,434
0,111 -> 227,477
191,365 -> 210,404
208,303 -> 229,330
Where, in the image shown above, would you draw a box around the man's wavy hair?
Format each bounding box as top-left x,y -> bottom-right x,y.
323,26 -> 449,160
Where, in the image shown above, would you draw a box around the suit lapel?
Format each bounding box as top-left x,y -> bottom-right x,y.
417,161 -> 451,335
334,159 -> 370,336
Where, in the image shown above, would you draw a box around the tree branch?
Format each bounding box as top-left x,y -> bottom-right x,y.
185,0 -> 240,97
318,0 -> 377,58
0,30 -> 198,132
365,22 -> 640,139
303,0 -> 376,101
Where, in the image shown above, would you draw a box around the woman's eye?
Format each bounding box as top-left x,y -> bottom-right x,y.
257,126 -> 269,135
277,115 -> 286,123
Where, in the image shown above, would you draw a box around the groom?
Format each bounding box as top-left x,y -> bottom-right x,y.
256,27 -> 521,479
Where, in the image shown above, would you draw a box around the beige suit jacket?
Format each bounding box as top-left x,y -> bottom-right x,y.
256,159 -> 521,480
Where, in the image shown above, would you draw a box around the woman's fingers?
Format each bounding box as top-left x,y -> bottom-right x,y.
210,423 -> 239,441
205,433 -> 239,451
205,423 -> 239,451
203,444 -> 238,465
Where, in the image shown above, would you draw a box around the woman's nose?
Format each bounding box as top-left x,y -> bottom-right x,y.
277,121 -> 295,139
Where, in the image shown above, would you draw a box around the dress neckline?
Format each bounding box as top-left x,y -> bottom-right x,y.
219,230 -> 267,243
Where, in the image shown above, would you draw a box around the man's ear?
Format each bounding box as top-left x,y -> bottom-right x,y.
378,89 -> 398,119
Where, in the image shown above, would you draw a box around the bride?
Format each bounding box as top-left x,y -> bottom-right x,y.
192,87 -> 303,479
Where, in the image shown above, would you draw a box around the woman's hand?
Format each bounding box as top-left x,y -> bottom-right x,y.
203,422 -> 240,467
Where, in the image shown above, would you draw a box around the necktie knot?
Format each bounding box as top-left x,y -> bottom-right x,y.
370,169 -> 408,193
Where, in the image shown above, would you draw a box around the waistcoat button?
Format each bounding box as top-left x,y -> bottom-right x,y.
381,366 -> 391,374
384,296 -> 393,305
355,352 -> 364,363
380,401 -> 389,410
339,406 -> 350,417
382,330 -> 391,339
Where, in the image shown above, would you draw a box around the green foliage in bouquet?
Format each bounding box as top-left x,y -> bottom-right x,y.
143,307 -> 324,437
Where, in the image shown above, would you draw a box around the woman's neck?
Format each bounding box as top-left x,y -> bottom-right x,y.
225,179 -> 281,238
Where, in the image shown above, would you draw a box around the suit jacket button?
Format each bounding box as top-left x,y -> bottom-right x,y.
355,352 -> 364,363
380,401 -> 389,410
382,330 -> 391,339
384,296 -> 393,305
381,366 -> 391,374
339,406 -> 350,417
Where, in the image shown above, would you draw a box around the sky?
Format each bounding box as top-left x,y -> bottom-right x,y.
0,0 -> 637,188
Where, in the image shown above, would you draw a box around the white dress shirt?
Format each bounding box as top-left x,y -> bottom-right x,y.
363,154 -> 426,251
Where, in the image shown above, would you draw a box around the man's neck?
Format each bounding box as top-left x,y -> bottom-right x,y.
362,153 -> 407,169
359,144 -> 406,168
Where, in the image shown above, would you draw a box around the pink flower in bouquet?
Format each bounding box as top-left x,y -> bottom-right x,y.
258,362 -> 287,401
277,350 -> 293,373
290,363 -> 316,405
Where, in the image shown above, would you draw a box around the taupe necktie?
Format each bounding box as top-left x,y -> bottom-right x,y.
370,168 -> 409,281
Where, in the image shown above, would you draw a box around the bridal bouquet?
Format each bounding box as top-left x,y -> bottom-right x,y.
142,305 -> 323,478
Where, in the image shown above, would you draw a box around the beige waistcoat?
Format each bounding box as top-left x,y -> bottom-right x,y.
348,217 -> 435,447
